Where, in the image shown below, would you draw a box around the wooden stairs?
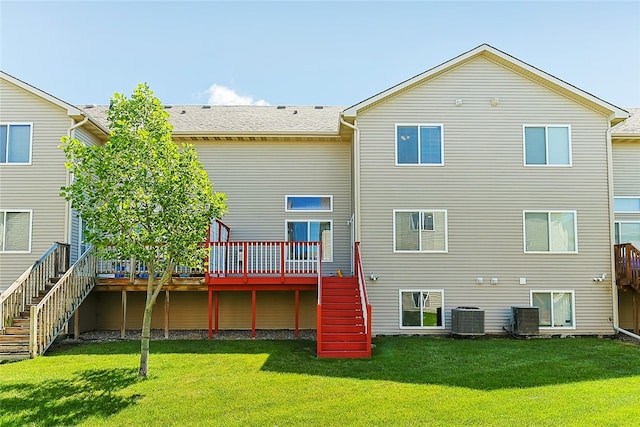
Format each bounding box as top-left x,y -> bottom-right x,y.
317,276 -> 371,358
0,284 -> 55,361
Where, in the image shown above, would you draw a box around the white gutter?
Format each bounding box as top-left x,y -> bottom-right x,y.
64,116 -> 90,247
339,114 -> 360,242
605,120 -> 619,332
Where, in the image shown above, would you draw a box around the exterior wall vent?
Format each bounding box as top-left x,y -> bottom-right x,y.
510,306 -> 539,336
202,105 -> 211,109
451,307 -> 485,336
276,106 -> 286,109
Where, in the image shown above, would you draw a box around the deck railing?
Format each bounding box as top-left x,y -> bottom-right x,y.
96,246 -> 205,280
208,241 -> 321,280
1,242 -> 70,333
615,243 -> 640,291
355,242 -> 372,350
30,247 -> 97,357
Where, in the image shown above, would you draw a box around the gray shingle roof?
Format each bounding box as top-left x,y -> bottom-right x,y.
612,108 -> 640,136
80,105 -> 345,135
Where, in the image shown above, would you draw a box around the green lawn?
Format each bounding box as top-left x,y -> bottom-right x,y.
1,336 -> 639,426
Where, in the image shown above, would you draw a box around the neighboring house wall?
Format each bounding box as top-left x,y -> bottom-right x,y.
0,78 -> 71,291
356,56 -> 614,335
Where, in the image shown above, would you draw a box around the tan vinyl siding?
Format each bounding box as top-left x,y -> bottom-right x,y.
612,140 -> 640,207
0,79 -> 71,290
190,138 -> 353,274
357,57 -> 614,335
93,290 -> 317,330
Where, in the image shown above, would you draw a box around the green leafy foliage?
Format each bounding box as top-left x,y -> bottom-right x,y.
61,84 -> 226,270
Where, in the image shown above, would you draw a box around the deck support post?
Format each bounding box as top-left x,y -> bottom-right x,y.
208,289 -> 213,339
294,290 -> 299,338
214,291 -> 219,335
164,290 -> 170,339
634,291 -> 639,335
251,290 -> 256,338
121,290 -> 127,339
74,309 -> 80,340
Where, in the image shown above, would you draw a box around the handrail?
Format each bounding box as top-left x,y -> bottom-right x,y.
30,247 -> 96,357
614,243 -> 640,291
355,242 -> 371,347
1,242 -> 70,333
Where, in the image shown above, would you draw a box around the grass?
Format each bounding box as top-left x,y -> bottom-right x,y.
1,336 -> 639,426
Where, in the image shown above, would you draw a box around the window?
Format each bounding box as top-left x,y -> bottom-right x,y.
524,211 -> 577,253
394,209 -> 447,252
285,195 -> 332,212
286,220 -> 332,262
614,197 -> 640,213
400,290 -> 445,328
396,124 -> 443,165
524,125 -> 571,165
615,222 -> 640,248
0,210 -> 32,252
531,290 -> 575,328
1,123 -> 32,164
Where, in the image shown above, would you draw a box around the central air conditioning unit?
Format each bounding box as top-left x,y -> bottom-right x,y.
511,306 -> 539,336
451,307 -> 485,336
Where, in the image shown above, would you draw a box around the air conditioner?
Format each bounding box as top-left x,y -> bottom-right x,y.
511,306 -> 539,336
451,307 -> 485,336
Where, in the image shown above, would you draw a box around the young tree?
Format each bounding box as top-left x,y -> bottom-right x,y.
61,84 -> 226,377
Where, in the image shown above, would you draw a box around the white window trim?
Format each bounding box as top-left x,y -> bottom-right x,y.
614,196 -> 640,213
399,289 -> 446,329
284,195 -> 333,213
530,290 -> 576,330
0,209 -> 33,253
0,122 -> 33,165
395,123 -> 445,166
523,210 -> 578,254
284,219 -> 333,262
393,209 -> 448,253
522,124 -> 572,167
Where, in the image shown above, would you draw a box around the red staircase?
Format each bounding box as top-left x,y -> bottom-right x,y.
317,276 -> 371,358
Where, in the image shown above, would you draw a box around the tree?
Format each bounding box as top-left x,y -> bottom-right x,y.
61,84 -> 227,377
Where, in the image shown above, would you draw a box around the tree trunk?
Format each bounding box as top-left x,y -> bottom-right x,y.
138,300 -> 153,377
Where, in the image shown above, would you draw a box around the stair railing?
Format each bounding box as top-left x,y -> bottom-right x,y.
355,242 -> 372,354
615,243 -> 640,291
1,242 -> 70,333
29,246 -> 96,357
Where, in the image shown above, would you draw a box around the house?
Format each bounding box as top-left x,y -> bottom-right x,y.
1,44 -> 638,361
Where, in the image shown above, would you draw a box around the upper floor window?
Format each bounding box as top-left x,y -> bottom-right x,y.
396,124 -> 443,165
614,197 -> 640,213
394,209 -> 448,252
0,210 -> 32,252
1,123 -> 32,164
524,211 -> 577,253
285,195 -> 332,212
523,125 -> 571,166
615,222 -> 640,248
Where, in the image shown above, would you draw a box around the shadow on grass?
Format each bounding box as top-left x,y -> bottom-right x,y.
0,368 -> 141,426
47,336 -> 640,391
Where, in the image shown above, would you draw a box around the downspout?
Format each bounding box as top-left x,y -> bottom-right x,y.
339,114 -> 360,242
64,116 -> 89,247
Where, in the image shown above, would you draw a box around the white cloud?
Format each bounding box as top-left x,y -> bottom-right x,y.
206,84 -> 269,106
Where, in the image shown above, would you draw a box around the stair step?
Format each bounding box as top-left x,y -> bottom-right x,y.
3,327 -> 30,335
322,302 -> 361,310
0,343 -> 30,352
11,318 -> 30,327
321,289 -> 359,297
321,316 -> 364,325
320,332 -> 366,341
320,341 -> 369,352
322,308 -> 362,317
31,296 -> 44,304
321,325 -> 366,334
321,296 -> 360,303
0,352 -> 30,361
0,334 -> 29,342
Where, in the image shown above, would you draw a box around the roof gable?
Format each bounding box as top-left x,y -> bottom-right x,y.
1,71 -> 83,117
343,44 -> 629,123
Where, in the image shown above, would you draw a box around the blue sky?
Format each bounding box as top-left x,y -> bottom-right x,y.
1,1 -> 639,108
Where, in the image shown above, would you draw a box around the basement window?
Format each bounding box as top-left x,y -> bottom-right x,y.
399,289 -> 445,329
